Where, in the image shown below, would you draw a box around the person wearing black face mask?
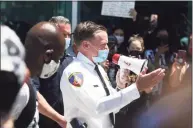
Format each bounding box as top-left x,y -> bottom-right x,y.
115,35 -> 154,128
127,35 -> 155,74
126,35 -> 146,86
127,35 -> 145,58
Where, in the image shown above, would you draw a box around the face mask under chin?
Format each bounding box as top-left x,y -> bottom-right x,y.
39,60 -> 60,79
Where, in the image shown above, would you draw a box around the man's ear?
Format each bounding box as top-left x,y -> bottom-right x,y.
44,49 -> 54,64
82,41 -> 90,51
72,43 -> 78,55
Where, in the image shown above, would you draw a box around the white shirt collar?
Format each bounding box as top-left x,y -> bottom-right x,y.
77,52 -> 96,70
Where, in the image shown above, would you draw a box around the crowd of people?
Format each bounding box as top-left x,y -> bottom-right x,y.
102,9 -> 192,128
0,8 -> 192,128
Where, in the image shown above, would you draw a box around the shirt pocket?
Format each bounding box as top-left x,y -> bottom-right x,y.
85,81 -> 107,101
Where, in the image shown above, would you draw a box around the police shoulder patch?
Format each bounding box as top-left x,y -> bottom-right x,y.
68,72 -> 84,87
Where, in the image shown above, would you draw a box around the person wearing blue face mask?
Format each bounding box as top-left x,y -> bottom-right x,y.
60,21 -> 165,128
49,16 -> 76,57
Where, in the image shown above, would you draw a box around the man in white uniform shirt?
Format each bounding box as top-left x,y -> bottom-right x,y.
60,21 -> 165,128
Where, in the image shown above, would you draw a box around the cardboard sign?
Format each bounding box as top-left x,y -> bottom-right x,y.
101,1 -> 135,18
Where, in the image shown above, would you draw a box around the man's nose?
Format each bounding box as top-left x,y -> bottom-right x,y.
105,45 -> 109,50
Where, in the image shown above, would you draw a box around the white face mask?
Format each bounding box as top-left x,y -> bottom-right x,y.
39,60 -> 60,79
115,36 -> 124,44
65,38 -> 71,50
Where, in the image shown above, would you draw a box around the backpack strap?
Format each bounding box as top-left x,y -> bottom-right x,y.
15,83 -> 37,128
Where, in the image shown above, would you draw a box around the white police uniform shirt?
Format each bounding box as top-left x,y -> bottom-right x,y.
60,52 -> 140,128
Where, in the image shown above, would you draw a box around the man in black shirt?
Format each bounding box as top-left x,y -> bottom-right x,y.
32,16 -> 74,128
12,21 -> 67,128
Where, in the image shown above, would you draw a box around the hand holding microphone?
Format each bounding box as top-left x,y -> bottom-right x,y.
116,69 -> 130,89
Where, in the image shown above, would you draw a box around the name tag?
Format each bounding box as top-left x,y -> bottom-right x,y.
93,85 -> 99,87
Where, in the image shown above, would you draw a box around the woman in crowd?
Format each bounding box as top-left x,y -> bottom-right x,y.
115,35 -> 154,128
113,27 -> 128,55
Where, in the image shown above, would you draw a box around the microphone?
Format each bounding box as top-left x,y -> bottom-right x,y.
112,54 -> 148,75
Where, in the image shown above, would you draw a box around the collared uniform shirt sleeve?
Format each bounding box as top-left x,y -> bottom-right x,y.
98,65 -> 140,114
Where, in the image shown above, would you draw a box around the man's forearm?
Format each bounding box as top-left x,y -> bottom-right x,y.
36,91 -> 64,124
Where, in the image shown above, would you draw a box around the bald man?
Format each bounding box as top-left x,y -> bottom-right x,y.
10,22 -> 67,128
31,16 -> 75,128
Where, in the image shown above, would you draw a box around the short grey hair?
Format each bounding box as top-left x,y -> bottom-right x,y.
73,21 -> 107,46
49,16 -> 70,24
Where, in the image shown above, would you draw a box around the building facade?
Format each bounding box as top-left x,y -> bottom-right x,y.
1,1 -> 192,36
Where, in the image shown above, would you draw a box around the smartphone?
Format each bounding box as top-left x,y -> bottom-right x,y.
177,50 -> 187,64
